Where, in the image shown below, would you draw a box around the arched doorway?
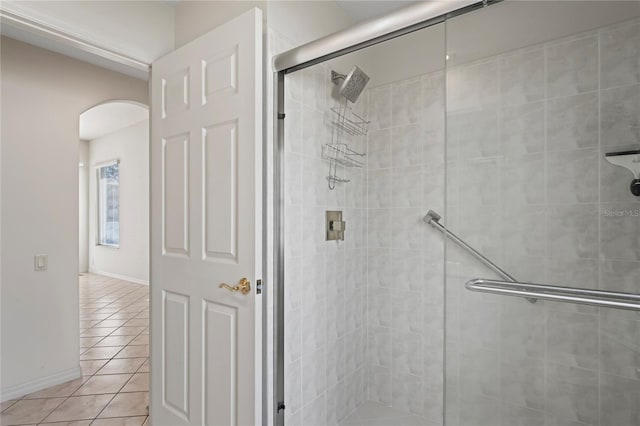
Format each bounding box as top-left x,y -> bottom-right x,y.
75,100 -> 151,421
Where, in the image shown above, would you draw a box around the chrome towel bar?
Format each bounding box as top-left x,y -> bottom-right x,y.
423,210 -> 536,303
466,278 -> 640,311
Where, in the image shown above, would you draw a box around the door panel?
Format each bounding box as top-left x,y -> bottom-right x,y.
163,290 -> 189,419
203,120 -> 238,263
151,8 -> 262,425
162,134 -> 189,256
203,301 -> 238,425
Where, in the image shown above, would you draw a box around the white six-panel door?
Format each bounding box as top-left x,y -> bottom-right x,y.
150,8 -> 262,425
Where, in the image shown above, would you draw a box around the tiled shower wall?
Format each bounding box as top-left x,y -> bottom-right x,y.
445,18 -> 640,426
283,15 -> 639,426
364,71 -> 446,422
282,54 -> 368,424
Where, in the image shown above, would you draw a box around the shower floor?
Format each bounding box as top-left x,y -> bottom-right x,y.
339,401 -> 439,426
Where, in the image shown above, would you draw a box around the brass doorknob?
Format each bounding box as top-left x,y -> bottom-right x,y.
219,278 -> 251,295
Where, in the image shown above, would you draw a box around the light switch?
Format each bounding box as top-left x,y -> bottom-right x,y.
34,254 -> 47,271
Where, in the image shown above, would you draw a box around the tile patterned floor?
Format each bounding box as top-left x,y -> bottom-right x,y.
1,274 -> 150,426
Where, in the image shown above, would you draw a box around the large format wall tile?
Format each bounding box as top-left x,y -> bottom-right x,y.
546,148 -> 599,204
599,372 -> 640,426
546,93 -> 598,151
545,363 -> 598,426
500,47 -> 545,107
546,311 -> 599,370
392,77 -> 422,127
500,356 -> 545,411
601,84 -> 640,146
546,35 -> 598,97
500,101 -> 545,157
599,315 -> 640,379
600,21 -> 640,89
600,203 -> 640,261
547,204 -> 599,260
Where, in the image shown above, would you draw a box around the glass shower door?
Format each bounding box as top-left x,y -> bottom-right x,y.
444,1 -> 640,425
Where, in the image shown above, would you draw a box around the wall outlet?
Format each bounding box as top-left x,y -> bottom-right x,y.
34,254 -> 48,271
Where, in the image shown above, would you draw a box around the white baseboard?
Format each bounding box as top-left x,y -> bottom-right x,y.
1,365 -> 82,402
89,269 -> 149,286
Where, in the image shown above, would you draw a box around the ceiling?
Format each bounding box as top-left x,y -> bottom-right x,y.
335,0 -> 418,22
79,102 -> 148,141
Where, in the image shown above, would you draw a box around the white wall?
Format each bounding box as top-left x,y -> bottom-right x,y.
0,37 -> 148,400
1,0 -> 175,64
174,1 -> 353,49
88,119 -> 149,284
79,140 -> 89,273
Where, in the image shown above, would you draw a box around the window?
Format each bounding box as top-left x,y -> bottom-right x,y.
97,161 -> 120,247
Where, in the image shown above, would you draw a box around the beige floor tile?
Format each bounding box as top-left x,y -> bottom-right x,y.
107,312 -> 138,320
91,415 -> 146,426
123,318 -> 148,327
95,308 -> 120,314
79,359 -> 108,376
110,326 -> 145,336
23,378 -> 85,399
129,335 -> 148,346
137,359 -> 149,373
79,313 -> 111,320
99,392 -> 148,418
80,337 -> 103,348
73,374 -> 131,395
97,319 -> 128,327
80,346 -> 123,360
43,394 -> 114,422
114,345 -> 148,359
121,373 -> 148,393
0,398 -> 65,425
95,335 -> 135,347
80,327 -> 116,337
24,274 -> 151,425
119,306 -> 144,313
0,399 -> 17,413
97,358 -> 146,375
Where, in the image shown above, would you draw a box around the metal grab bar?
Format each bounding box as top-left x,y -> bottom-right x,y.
466,278 -> 640,311
423,210 -> 536,303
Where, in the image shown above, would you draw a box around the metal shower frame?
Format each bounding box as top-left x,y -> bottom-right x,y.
271,1 -> 501,424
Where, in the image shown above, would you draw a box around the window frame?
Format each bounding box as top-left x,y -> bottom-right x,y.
95,159 -> 121,249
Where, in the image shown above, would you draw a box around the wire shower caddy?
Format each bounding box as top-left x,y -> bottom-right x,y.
323,98 -> 369,189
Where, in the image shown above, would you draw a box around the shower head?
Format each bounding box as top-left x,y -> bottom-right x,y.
331,66 -> 370,103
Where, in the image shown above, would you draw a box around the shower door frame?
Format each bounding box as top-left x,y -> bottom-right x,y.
271,1 -> 500,424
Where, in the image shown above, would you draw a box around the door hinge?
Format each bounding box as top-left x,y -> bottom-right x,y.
277,113 -> 285,120
256,279 -> 262,294
277,402 -> 285,412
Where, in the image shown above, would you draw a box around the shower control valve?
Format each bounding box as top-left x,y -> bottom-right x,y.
326,210 -> 346,241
